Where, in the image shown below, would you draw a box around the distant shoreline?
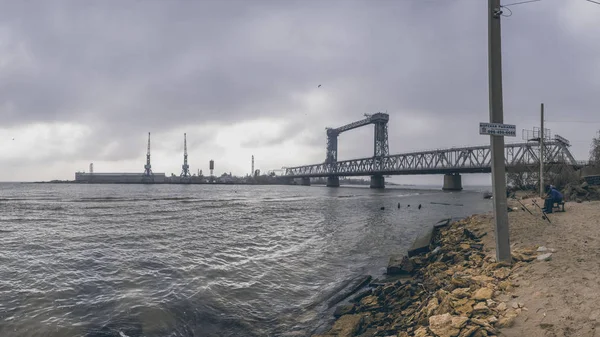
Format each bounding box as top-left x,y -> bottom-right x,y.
26,180 -> 413,186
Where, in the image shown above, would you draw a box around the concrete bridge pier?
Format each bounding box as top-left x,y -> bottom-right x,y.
442,173 -> 463,191
326,176 -> 340,187
370,175 -> 385,189
301,177 -> 311,186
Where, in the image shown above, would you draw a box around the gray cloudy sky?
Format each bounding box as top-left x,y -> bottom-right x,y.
1,0 -> 599,183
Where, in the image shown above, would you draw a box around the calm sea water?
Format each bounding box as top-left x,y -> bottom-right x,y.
0,183 -> 492,337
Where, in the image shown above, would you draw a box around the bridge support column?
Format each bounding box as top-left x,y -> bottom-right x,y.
326,176 -> 340,187
370,175 -> 385,189
300,177 -> 311,186
442,173 -> 462,191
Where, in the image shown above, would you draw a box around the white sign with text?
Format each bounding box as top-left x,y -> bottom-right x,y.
479,123 -> 516,137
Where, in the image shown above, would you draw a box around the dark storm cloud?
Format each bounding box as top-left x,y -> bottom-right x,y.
1,0 -> 599,167
0,0 -> 366,129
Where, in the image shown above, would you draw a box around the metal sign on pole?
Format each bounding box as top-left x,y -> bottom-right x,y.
487,0 -> 511,263
479,123 -> 516,137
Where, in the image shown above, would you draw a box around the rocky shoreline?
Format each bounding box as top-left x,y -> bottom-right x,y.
313,216 -> 550,337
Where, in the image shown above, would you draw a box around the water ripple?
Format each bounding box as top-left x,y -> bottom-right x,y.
0,183 -> 491,337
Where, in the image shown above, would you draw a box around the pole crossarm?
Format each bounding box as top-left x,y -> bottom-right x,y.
284,141 -> 578,178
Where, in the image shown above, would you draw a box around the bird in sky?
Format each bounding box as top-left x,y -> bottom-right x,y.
317,84 -> 321,88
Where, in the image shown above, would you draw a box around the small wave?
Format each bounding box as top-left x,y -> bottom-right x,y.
83,205 -> 119,210
72,198 -> 129,203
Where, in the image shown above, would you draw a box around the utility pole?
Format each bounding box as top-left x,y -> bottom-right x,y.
539,103 -> 544,197
488,0 -> 511,262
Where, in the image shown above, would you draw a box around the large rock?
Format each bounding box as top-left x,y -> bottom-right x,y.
472,288 -> 494,300
408,226 -> 435,257
328,314 -> 363,337
492,267 -> 511,280
429,313 -> 461,337
451,288 -> 471,299
454,299 -> 475,317
387,255 -> 414,275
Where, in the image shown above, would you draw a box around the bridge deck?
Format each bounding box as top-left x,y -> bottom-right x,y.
284,141 -> 577,178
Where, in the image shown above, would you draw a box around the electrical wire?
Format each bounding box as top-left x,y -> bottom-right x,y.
584,0 -> 600,5
501,6 -> 513,17
502,0 -> 542,7
499,0 -> 541,17
546,121 -> 600,124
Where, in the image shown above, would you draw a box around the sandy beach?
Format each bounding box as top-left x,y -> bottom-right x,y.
473,198 -> 600,337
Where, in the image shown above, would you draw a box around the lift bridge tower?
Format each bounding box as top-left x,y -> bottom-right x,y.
324,112 -> 389,187
180,133 -> 191,180
142,132 -> 154,183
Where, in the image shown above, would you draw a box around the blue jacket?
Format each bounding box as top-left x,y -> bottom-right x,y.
549,188 -> 563,200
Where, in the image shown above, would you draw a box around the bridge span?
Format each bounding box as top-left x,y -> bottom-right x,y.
283,114 -> 578,190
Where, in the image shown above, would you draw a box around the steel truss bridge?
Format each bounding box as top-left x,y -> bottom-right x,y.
283,113 -> 579,189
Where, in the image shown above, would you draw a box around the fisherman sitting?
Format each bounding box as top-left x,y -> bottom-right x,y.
542,185 -> 563,214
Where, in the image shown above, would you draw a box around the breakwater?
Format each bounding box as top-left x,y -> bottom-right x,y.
312,216 -> 543,337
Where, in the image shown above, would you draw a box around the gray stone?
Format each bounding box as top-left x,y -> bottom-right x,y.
408,226 -> 435,257
537,253 -> 552,261
434,218 -> 451,229
387,255 -> 414,275
334,304 -> 355,318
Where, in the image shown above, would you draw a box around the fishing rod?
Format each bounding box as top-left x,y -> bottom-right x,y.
532,199 -> 552,223
511,196 -> 533,216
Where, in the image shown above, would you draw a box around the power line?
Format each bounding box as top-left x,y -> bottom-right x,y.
546,120 -> 600,123
502,0 -> 542,7
584,0 -> 600,5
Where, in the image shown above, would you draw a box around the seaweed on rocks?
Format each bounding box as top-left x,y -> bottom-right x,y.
314,216 -> 546,337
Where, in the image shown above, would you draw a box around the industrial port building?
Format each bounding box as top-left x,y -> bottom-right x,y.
74,132 -> 185,184
75,172 -> 166,183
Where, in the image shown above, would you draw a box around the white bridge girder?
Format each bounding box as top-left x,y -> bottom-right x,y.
284,141 -> 578,178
